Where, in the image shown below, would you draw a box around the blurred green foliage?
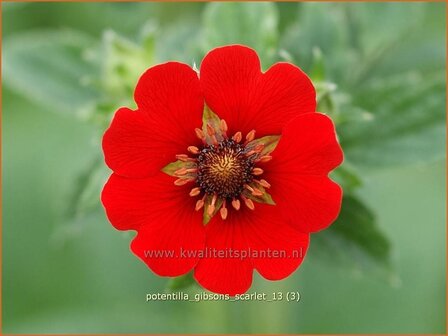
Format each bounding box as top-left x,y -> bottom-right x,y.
2,2 -> 446,333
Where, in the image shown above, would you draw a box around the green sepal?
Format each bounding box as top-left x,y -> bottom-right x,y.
161,160 -> 196,177
203,194 -> 223,225
246,135 -> 280,156
202,105 -> 224,144
243,183 -> 276,206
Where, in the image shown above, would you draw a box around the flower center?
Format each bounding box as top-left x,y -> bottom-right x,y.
170,113 -> 275,221
197,139 -> 254,199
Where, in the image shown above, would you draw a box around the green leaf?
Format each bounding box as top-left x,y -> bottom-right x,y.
340,72 -> 445,167
64,157 -> 109,220
330,163 -> 362,192
203,2 -> 279,67
309,47 -> 325,82
312,194 -> 391,266
3,29 -> 100,115
167,272 -> 196,291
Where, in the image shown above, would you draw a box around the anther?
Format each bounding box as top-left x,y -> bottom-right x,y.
220,200 -> 228,220
220,119 -> 228,134
241,195 -> 255,210
256,155 -> 272,163
189,187 -> 201,197
257,179 -> 271,189
231,199 -> 241,210
174,178 -> 194,186
245,130 -> 256,143
252,167 -> 264,176
195,128 -> 206,142
195,197 -> 205,211
245,184 -> 263,196
174,167 -> 188,176
232,132 -> 242,143
175,154 -> 196,162
206,123 -> 215,136
187,146 -> 200,155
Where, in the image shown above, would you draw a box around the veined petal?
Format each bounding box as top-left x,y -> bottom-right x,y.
103,62 -> 203,178
265,113 -> 343,233
101,172 -> 205,276
200,45 -> 315,137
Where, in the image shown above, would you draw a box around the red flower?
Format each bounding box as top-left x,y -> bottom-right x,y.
101,45 -> 343,295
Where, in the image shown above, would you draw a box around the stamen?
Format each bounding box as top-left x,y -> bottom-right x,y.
232,132 -> 242,143
195,128 -> 206,142
257,179 -> 271,189
241,195 -> 255,210
220,200 -> 228,220
252,167 -> 264,176
187,146 -> 200,155
231,198 -> 241,210
175,154 -> 196,162
220,119 -> 228,135
189,187 -> 201,197
246,144 -> 265,157
174,167 -> 188,176
207,194 -> 218,216
256,155 -> 272,163
245,130 -> 256,143
245,184 -> 263,196
195,196 -> 205,211
206,123 -> 215,136
174,178 -> 194,186
206,124 -> 218,145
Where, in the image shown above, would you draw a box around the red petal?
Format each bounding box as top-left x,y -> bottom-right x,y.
265,113 -> 343,233
200,45 -> 315,137
103,62 -> 203,178
240,205 -> 310,280
194,204 -> 309,294
101,173 -> 205,276
194,213 -> 253,296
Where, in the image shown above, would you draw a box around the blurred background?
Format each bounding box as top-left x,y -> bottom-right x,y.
2,2 -> 446,333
